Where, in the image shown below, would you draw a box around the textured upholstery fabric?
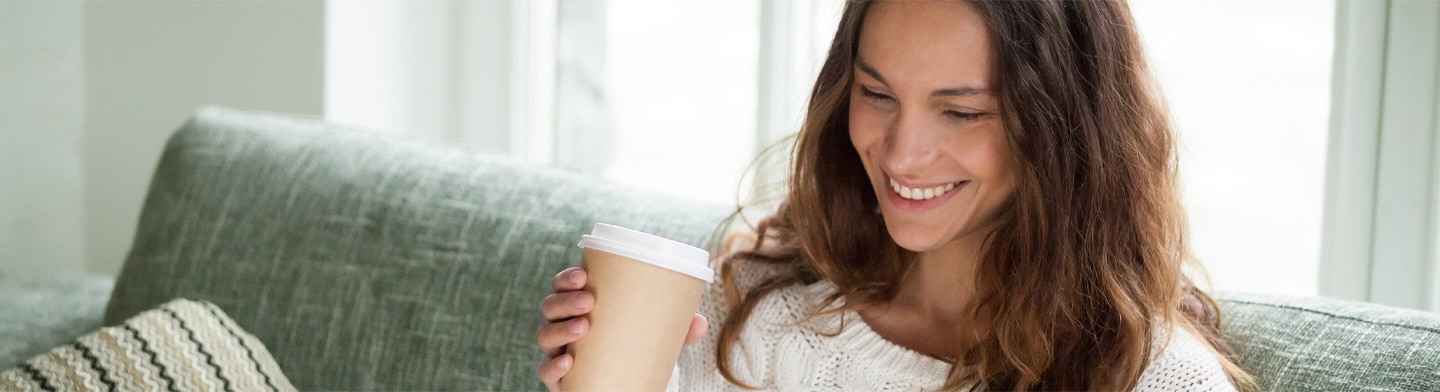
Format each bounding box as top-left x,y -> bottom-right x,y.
2,299 -> 296,392
103,107 -> 731,391
1218,292 -> 1440,391
0,275 -> 115,370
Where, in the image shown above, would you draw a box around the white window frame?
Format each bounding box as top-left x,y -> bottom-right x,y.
1321,0 -> 1440,311
508,0 -> 558,164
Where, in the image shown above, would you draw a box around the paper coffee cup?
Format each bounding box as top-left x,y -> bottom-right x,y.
560,223 -> 713,392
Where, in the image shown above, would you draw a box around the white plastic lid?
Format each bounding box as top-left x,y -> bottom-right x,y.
577,223 -> 713,283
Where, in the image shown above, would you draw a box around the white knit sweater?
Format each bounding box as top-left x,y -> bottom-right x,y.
667,262 -> 1237,391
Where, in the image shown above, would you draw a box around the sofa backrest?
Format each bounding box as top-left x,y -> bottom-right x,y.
105,107 -> 731,391
1218,292 -> 1440,391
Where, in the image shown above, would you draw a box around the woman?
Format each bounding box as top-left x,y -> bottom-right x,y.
538,0 -> 1254,390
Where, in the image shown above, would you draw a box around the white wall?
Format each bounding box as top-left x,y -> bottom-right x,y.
81,1 -> 325,277
2,1 -> 325,284
0,1 -> 87,283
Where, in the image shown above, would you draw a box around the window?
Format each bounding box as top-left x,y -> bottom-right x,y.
553,0 -> 842,205
556,1 -> 761,205
1132,0 -> 1335,296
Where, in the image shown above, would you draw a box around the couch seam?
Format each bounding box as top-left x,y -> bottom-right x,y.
1223,299 -> 1440,335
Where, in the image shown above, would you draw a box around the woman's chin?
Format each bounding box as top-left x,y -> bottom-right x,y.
886,229 -> 946,253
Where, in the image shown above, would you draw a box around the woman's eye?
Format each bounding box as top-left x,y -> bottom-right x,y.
860,88 -> 893,102
946,110 -> 983,121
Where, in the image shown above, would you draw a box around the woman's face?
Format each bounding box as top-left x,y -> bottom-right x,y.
849,1 -> 1016,253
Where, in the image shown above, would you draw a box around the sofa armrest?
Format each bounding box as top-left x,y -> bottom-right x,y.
0,274 -> 114,369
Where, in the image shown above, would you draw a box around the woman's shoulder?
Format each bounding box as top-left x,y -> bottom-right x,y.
1133,325 -> 1237,392
697,228 -> 823,328
711,228 -> 799,289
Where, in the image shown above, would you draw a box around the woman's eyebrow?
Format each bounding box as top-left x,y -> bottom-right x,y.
854,56 -> 993,97
855,56 -> 890,85
933,87 -> 992,97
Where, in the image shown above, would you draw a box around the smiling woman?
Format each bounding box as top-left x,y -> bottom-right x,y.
708,1 -> 1252,389
847,1 -> 1014,251
537,0 -> 1255,390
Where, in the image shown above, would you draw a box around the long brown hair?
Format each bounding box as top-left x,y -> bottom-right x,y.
712,0 -> 1254,390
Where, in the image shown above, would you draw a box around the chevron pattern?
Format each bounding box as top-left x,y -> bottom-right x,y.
0,299 -> 295,392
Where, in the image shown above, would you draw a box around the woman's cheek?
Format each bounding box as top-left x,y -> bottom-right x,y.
849,106 -> 889,150
956,124 -> 1009,178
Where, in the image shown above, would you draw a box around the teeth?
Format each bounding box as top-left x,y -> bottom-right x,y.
890,179 -> 960,201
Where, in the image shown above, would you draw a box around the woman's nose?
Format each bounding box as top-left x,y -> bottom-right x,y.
883,112 -> 941,175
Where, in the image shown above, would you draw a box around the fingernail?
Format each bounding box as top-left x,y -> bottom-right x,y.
572,295 -> 592,309
558,356 -> 572,369
569,319 -> 586,334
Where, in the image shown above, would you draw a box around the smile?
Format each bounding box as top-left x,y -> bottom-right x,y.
889,179 -> 962,201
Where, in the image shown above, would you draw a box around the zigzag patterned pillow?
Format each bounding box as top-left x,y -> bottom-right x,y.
0,299 -> 296,391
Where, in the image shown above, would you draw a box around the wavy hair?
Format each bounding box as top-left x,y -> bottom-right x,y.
712,0 -> 1255,390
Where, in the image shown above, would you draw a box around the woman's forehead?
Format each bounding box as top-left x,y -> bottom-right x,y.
855,1 -> 996,89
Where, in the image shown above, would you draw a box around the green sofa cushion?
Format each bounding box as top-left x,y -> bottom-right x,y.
1219,292 -> 1440,391
104,107 -> 730,391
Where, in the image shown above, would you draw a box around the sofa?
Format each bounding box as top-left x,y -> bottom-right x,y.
1,107 -> 1437,391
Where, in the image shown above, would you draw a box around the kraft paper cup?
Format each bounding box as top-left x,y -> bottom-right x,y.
560,223 -> 713,391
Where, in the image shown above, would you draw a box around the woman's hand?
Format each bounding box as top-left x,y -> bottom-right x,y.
536,267 -> 710,392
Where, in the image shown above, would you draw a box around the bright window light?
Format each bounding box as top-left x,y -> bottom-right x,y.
1133,0 -> 1336,296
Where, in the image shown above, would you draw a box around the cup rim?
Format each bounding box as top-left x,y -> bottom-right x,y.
577,223 -> 714,283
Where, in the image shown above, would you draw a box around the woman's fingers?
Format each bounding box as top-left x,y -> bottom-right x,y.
551,267 -> 587,293
537,315 -> 700,391
683,313 -> 709,346
538,353 -> 574,392
538,267 -> 590,391
537,317 -> 590,358
541,291 -> 595,322
540,313 -> 701,353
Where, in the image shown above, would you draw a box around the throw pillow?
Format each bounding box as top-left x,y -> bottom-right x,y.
0,299 -> 297,391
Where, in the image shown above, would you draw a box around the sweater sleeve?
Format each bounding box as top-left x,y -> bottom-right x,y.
1131,328 -> 1238,392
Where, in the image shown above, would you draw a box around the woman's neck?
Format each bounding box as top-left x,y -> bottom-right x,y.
889,231 -> 985,325
853,232 -> 985,362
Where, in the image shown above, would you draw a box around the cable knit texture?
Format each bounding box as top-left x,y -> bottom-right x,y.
669,259 -> 1237,391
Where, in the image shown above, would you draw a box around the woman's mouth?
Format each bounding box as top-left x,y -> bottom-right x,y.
886,178 -> 968,212
889,179 -> 961,200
